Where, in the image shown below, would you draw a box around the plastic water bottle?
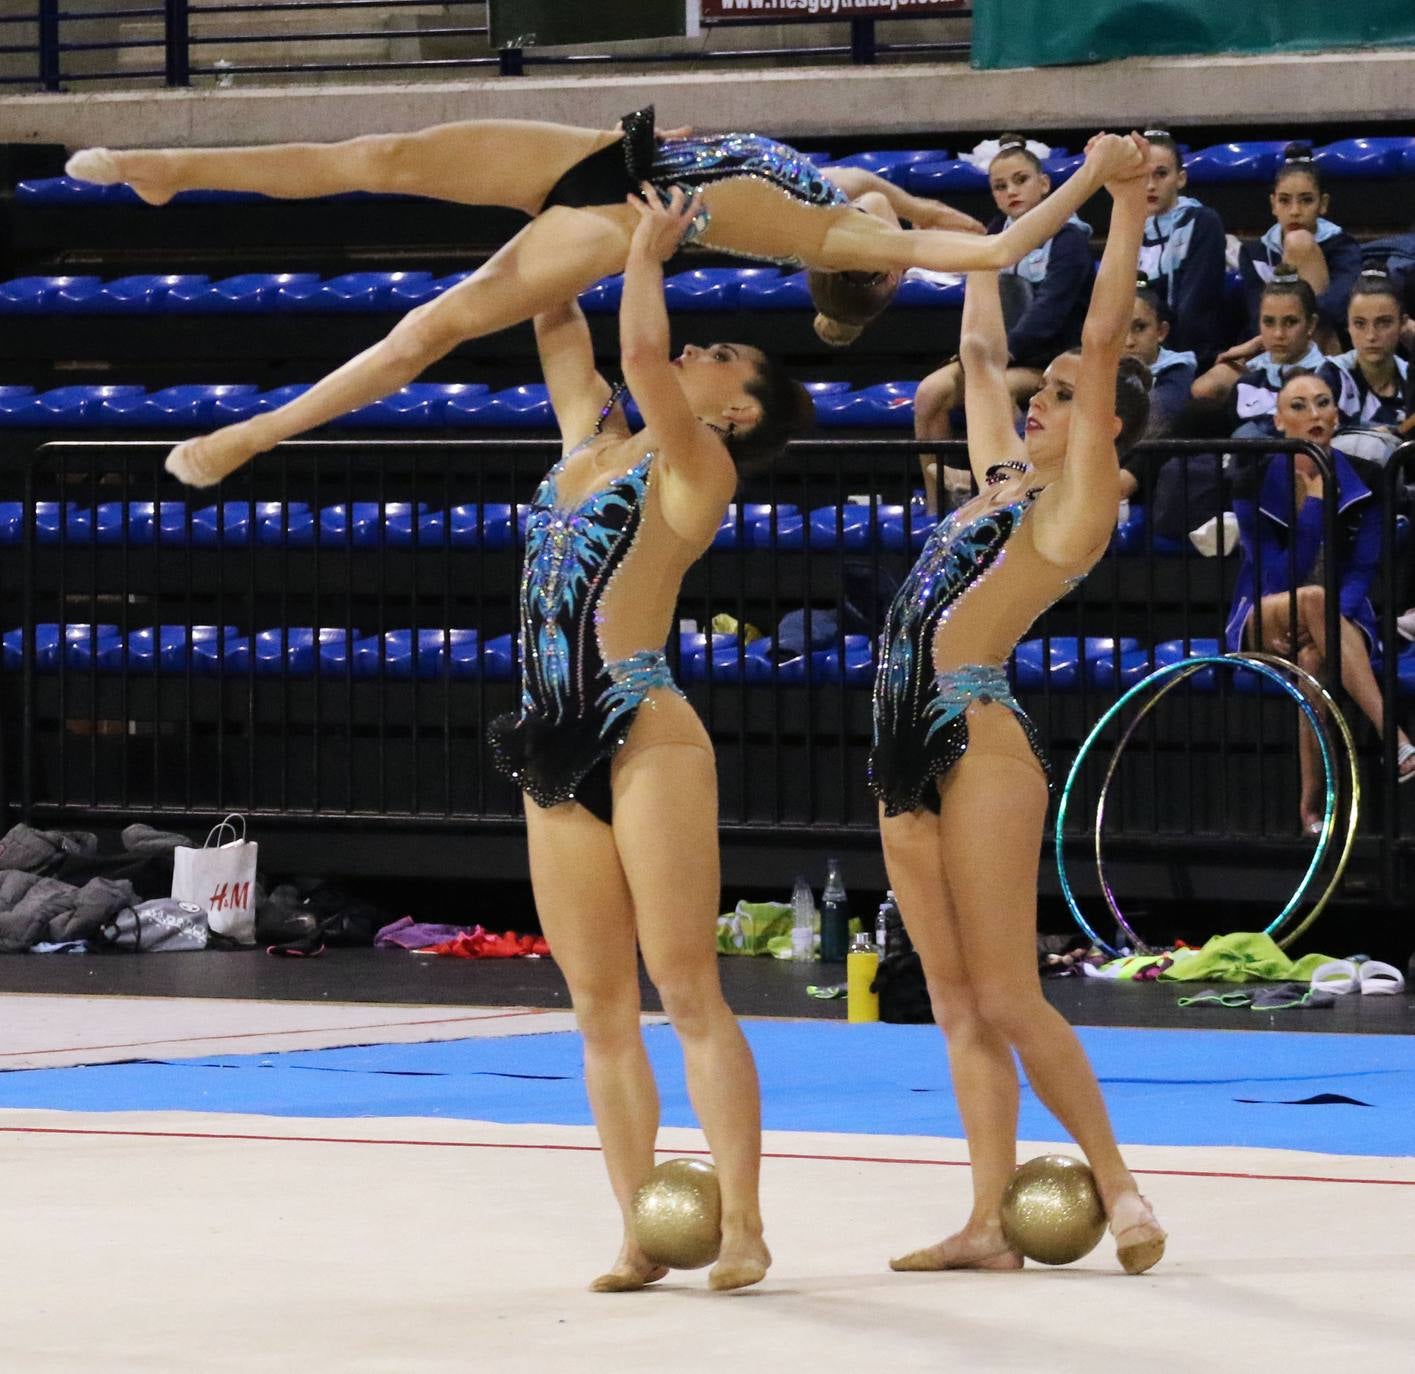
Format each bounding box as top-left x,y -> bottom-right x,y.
820,856 -> 849,962
790,875 -> 816,962
875,890 -> 896,958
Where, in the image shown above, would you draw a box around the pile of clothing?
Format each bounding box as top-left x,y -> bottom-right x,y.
0,822 -> 205,952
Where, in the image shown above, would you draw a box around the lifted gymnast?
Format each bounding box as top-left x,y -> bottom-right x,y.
65,111 -> 1142,487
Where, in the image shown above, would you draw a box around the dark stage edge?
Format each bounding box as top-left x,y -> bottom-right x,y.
1,949 -> 1412,1036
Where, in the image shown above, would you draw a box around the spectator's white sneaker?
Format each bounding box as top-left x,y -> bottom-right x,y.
1397,609 -> 1415,643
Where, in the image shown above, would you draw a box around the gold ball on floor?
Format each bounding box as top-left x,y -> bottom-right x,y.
631,1158 -> 722,1270
999,1155 -> 1106,1266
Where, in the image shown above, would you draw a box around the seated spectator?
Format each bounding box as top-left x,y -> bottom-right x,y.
1137,129 -> 1227,368
913,133 -> 1093,512
1317,271 -> 1409,464
1226,371 -> 1415,832
1192,271 -> 1325,435
1118,281 -> 1197,500
1238,142 -> 1361,352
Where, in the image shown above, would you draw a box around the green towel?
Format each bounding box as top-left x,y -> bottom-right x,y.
1158,931 -> 1338,984
716,900 -> 793,956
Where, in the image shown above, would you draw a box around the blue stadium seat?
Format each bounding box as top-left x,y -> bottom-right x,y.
895,271 -> 964,307
747,510 -> 806,550
255,501 -> 314,547
1314,137 -> 1415,180
1151,637 -> 1221,691
287,271 -> 436,312
825,150 -> 951,185
210,383 -> 311,425
903,159 -> 987,196
578,275 -> 624,314
332,381 -> 490,429
738,271 -> 812,310
97,384 -> 262,428
351,628 -> 481,680
16,386 -> 146,428
0,502 -> 22,545
1041,153 -> 1086,184
0,276 -> 103,314
250,627 -> 359,677
463,384 -> 553,429
1183,141 -> 1290,186
124,625 -> 245,675
816,381 -> 918,430
663,268 -> 776,311
478,633 -> 518,682
164,273 -> 321,313
710,502 -> 799,551
15,176 -> 116,204
190,501 -> 256,547
878,503 -> 938,552
1015,636 -> 1139,690
86,274 -> 211,314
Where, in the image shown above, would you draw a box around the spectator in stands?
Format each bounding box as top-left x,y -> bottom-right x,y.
1137,129 -> 1227,368
494,188 -> 812,1294
1192,272 -> 1325,435
1227,371 -> 1415,832
1117,281 -> 1197,501
1238,142 -> 1361,352
1317,271 -> 1410,464
68,116 -> 1139,488
913,134 -> 1095,513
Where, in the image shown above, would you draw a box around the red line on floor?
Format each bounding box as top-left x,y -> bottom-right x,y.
0,1007 -> 551,1059
2,1124 -> 1412,1187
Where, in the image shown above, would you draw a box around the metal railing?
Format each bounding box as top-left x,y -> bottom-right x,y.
0,1 -> 970,91
2,432 -> 1406,902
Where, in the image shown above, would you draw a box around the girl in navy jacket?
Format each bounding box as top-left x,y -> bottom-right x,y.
1239,142 -> 1361,348
1137,131 -> 1228,367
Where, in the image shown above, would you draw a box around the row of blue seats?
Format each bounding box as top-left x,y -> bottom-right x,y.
0,497 -> 1213,558
0,380 -> 921,430
12,624 -> 1415,694
15,138 -> 1414,209
0,266 -> 963,316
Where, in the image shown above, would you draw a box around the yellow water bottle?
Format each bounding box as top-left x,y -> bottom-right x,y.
847,932 -> 880,1023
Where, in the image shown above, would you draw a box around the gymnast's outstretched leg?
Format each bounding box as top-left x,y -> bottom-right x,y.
66,119 -> 618,213
165,203 -> 636,487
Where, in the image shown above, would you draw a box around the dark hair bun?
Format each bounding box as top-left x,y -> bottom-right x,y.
996,132 -> 1028,151
1118,353 -> 1155,396
1282,140 -> 1314,162
1270,260 -> 1302,283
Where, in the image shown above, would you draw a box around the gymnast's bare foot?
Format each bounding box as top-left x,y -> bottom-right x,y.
708,1228 -> 771,1291
589,1239 -> 669,1293
166,423 -> 266,488
65,148 -> 177,206
889,1218 -> 1023,1272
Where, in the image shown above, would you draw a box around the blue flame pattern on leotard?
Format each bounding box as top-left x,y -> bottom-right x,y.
869,487 -> 1053,816
490,387 -> 684,815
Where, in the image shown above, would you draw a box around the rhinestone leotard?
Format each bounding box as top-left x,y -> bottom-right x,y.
541,106 -> 848,265
869,466 -> 1093,817
489,388 -> 684,822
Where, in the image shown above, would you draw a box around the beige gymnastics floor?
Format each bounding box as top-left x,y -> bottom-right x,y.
1,995 -> 1411,1374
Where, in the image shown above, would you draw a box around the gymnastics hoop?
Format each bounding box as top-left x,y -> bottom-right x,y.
1054,653 -> 1359,958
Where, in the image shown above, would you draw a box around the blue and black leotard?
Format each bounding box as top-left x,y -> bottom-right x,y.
490,388 -> 683,823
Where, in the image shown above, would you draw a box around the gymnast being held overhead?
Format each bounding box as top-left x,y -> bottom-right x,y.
64,110 -> 1142,487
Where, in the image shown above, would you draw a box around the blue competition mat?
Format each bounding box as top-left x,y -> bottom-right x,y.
2,1021 -> 1412,1157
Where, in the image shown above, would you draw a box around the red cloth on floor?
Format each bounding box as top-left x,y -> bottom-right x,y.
422,926 -> 550,959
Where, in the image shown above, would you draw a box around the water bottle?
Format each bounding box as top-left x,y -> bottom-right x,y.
820,856 -> 849,962
790,874 -> 816,962
876,890 -> 897,958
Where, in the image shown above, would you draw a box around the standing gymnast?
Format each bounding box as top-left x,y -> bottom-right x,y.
65,113 -> 1140,487
495,186 -> 810,1293
869,134 -> 1167,1275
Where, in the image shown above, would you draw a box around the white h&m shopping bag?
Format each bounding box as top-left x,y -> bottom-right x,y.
172,814 -> 258,945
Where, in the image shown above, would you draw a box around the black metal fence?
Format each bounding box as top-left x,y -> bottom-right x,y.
0,1 -> 969,91
2,433 -> 1410,898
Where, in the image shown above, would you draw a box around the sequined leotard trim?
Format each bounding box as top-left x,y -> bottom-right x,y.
541,107 -> 847,266
489,387 -> 684,821
869,465 -> 1081,817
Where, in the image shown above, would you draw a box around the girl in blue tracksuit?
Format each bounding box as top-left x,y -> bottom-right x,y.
1318,272 -> 1410,447
1227,370 -> 1415,831
1137,130 -> 1227,368
1238,142 -> 1362,346
1118,282 -> 1197,499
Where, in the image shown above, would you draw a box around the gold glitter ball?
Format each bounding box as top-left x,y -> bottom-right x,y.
631,1158 -> 722,1270
999,1155 -> 1107,1266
